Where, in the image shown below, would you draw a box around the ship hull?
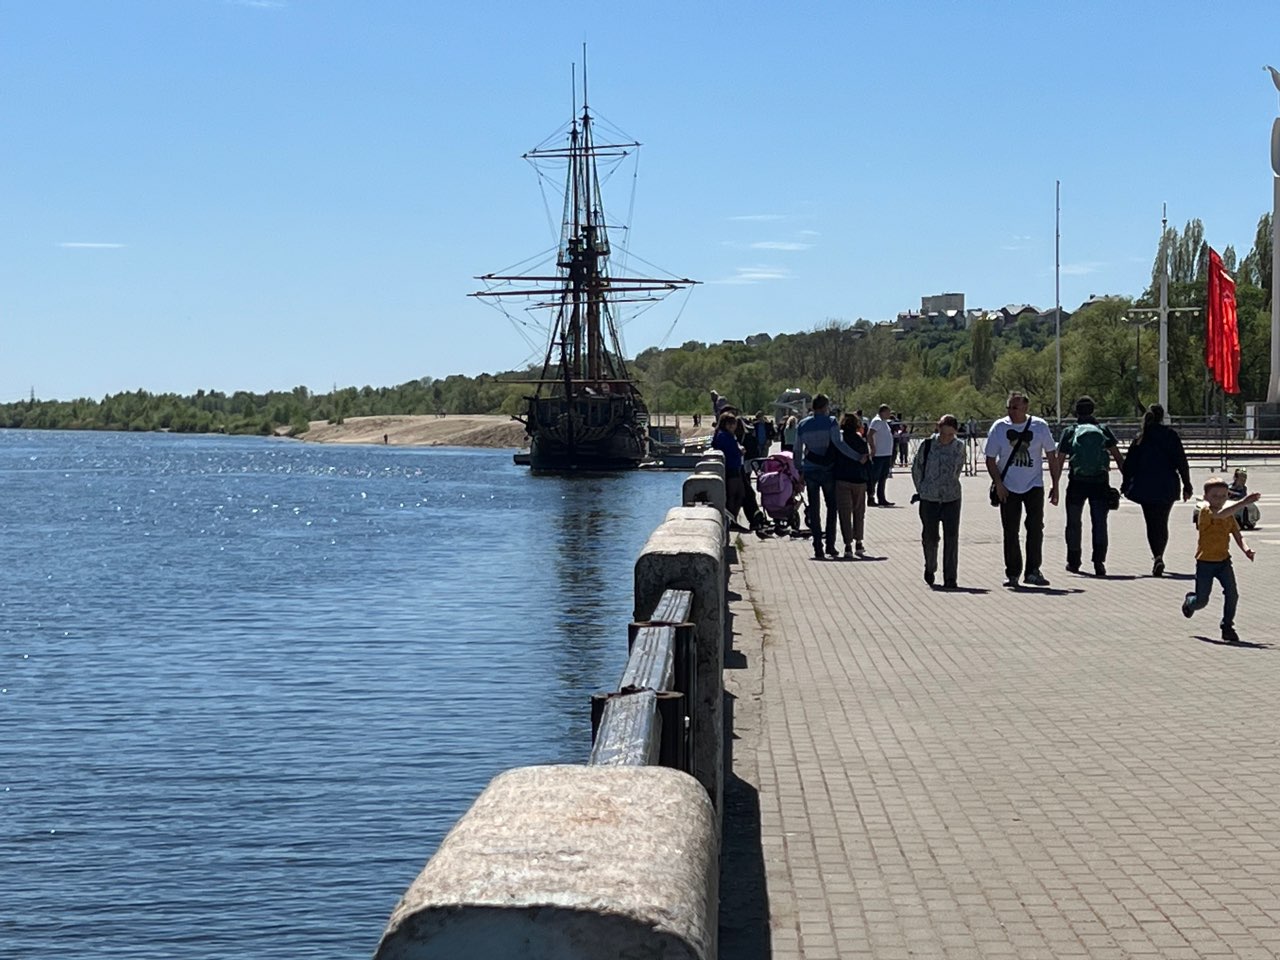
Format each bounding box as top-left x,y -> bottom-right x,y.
525,395 -> 648,471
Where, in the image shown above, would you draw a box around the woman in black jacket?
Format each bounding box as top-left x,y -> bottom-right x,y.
834,412 -> 871,558
1121,404 -> 1193,576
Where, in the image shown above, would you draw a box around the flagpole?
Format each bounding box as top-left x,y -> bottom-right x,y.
1055,180 -> 1061,424
1158,203 -> 1169,410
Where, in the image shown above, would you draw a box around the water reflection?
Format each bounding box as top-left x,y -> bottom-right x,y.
548,475 -> 617,697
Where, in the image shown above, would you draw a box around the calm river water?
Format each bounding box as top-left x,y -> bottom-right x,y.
0,430 -> 684,958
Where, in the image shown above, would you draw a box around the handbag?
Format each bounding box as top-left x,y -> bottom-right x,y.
989,423 -> 1033,507
1106,486 -> 1121,511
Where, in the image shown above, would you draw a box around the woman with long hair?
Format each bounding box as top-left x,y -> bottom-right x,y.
1121,404 -> 1193,576
833,412 -> 871,557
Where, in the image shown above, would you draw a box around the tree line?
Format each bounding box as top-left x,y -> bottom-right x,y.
2,214 -> 1273,435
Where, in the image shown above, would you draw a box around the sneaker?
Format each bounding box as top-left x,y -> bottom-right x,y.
943,581 -> 958,590
879,500 -> 896,508
1065,562 -> 1080,574
924,571 -> 935,586
843,544 -> 853,559
1023,571 -> 1050,587
825,544 -> 839,558
1094,562 -> 1107,577
855,542 -> 865,556
1222,625 -> 1240,643
1003,577 -> 1020,589
1152,558 -> 1165,577
1181,593 -> 1195,618
813,544 -> 825,561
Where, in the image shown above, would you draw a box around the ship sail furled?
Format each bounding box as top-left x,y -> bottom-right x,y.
471,67 -> 696,471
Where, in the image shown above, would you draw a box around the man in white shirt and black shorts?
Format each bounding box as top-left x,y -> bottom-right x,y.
985,390 -> 1062,588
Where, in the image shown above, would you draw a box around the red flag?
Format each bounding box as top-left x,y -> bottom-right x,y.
1205,247 -> 1240,394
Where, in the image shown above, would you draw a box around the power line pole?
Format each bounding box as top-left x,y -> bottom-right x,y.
1055,180 -> 1061,424
1158,203 -> 1169,410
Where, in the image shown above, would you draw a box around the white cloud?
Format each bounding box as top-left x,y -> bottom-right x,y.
750,241 -> 812,251
58,242 -> 125,249
710,265 -> 793,285
1060,261 -> 1104,276
728,214 -> 786,222
798,229 -> 821,237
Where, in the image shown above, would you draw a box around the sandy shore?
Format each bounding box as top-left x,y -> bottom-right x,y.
299,414 -> 527,448
298,413 -> 714,449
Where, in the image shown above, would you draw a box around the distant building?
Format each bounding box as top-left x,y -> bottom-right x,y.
922,292 -> 965,315
1075,294 -> 1125,313
999,303 -> 1040,322
745,332 -> 773,347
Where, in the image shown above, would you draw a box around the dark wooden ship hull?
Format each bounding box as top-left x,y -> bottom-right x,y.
525,394 -> 648,471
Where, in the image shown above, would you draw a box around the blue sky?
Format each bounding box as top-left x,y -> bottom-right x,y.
4,0 -> 1279,401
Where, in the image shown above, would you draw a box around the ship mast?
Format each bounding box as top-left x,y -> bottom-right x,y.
470,58 -> 698,398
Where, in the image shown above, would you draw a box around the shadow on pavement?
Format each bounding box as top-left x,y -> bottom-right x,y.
1195,634 -> 1274,650
720,578 -> 770,960
720,692 -> 770,960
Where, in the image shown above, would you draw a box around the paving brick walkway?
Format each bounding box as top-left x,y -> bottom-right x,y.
732,462 -> 1280,959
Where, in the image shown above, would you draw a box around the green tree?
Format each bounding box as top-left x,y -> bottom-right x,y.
969,315 -> 994,389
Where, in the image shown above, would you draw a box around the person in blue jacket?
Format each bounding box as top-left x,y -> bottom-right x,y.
797,394 -> 863,560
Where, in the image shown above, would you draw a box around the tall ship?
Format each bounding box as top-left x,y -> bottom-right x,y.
472,63 -> 696,471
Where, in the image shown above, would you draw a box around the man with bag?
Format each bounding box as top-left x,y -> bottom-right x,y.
984,391 -> 1061,588
1056,395 -> 1124,577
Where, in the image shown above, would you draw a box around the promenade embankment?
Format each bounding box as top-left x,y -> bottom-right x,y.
374,454 -> 733,959
732,463 -> 1280,958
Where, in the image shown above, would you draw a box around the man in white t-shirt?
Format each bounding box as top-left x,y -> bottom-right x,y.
984,390 -> 1061,588
867,404 -> 896,506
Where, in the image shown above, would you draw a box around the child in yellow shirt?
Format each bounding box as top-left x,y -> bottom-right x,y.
1182,476 -> 1260,643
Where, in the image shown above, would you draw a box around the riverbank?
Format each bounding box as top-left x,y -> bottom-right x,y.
299,415 -> 526,447
299,414 -> 711,448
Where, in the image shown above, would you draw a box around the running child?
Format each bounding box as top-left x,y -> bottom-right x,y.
1181,476 -> 1260,643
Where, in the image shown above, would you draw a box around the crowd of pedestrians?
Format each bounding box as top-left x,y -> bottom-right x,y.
709,387 -> 1264,645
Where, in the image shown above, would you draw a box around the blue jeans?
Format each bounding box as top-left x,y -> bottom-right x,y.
804,465 -> 837,549
1187,559 -> 1238,628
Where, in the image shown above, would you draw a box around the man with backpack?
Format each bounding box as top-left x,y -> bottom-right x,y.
1056,395 -> 1124,577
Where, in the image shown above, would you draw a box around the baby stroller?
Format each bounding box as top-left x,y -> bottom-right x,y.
755,451 -> 804,535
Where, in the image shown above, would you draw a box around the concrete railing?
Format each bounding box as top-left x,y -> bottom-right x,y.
373,466 -> 728,960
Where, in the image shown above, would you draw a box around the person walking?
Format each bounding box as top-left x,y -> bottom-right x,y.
911,414 -> 967,588
1181,476 -> 1260,643
712,412 -> 765,535
985,390 -> 1061,588
895,416 -> 911,466
1056,395 -> 1124,577
834,412 -> 871,558
781,415 -> 798,453
797,394 -> 863,560
867,404 -> 896,506
1119,403 -> 1192,576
